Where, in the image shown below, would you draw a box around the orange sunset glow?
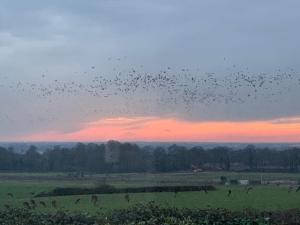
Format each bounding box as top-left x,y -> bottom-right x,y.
17,116 -> 300,142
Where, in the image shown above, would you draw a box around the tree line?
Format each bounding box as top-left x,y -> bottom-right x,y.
0,141 -> 300,173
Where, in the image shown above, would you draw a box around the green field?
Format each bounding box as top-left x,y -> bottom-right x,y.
1,172 -> 300,214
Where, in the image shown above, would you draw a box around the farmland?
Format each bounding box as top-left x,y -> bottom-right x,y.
1,171 -> 300,214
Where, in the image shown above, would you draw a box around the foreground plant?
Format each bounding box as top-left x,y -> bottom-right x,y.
1,203 -> 299,225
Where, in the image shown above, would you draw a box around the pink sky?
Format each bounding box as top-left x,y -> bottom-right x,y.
13,116 -> 300,143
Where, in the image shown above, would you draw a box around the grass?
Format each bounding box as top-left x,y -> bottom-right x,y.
0,171 -> 300,214
2,171 -> 300,186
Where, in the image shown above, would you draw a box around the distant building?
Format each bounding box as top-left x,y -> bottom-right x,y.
238,180 -> 249,185
191,164 -> 204,173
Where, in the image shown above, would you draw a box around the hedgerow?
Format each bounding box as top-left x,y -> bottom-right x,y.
1,203 -> 299,225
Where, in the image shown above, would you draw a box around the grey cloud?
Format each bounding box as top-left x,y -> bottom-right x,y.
1,0 -> 300,138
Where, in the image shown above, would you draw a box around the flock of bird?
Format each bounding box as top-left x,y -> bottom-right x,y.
3,192 -> 127,210
3,184 -> 300,210
1,66 -> 300,109
0,64 -> 300,125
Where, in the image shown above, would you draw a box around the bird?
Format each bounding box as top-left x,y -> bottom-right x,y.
91,195 -> 98,206
7,193 -> 13,198
75,198 -> 81,204
30,199 -> 37,209
227,189 -> 232,197
39,201 -> 47,207
246,187 -> 253,194
124,193 -> 130,203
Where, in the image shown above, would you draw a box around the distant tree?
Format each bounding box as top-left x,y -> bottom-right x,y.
0,142 -> 299,173
245,145 -> 257,170
23,145 -> 42,171
153,148 -> 168,172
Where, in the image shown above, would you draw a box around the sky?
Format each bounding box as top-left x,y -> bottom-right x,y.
1,0 -> 300,142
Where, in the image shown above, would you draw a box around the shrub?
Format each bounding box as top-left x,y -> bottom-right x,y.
36,185 -> 216,197
1,203 -> 299,225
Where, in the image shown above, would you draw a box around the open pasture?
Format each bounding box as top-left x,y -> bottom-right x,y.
1,171 -> 300,214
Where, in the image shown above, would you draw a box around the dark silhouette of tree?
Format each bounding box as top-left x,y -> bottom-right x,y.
0,142 -> 299,173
